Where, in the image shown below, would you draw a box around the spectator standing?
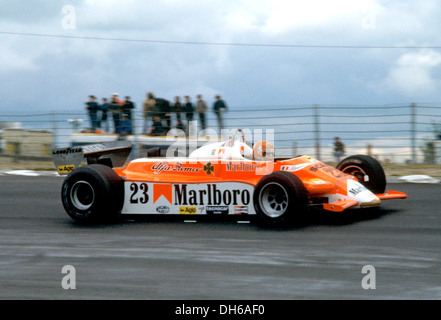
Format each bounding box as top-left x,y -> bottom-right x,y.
148,115 -> 165,136
123,96 -> 135,134
333,137 -> 345,162
143,92 -> 156,134
173,96 -> 183,124
156,97 -> 172,133
213,95 -> 227,132
184,96 -> 194,130
109,93 -> 124,134
100,98 -> 109,132
196,94 -> 207,131
176,120 -> 186,132
118,113 -> 132,135
85,95 -> 99,132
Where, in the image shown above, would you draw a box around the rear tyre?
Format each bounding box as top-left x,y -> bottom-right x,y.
61,164 -> 124,223
254,171 -> 308,227
336,155 -> 386,194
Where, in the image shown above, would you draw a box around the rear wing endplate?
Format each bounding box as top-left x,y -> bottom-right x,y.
51,142 -> 132,175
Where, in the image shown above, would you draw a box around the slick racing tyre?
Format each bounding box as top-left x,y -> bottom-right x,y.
61,164 -> 124,223
336,155 -> 386,194
254,171 -> 308,227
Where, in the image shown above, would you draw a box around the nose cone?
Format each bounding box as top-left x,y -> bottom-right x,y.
359,198 -> 381,207
347,179 -> 381,208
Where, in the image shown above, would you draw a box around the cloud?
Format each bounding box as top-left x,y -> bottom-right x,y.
260,0 -> 383,34
382,50 -> 441,96
2,0 -> 441,113
0,44 -> 38,73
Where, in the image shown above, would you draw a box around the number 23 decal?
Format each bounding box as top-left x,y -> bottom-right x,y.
130,183 -> 149,204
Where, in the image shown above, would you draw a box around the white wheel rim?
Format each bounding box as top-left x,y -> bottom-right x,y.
70,181 -> 95,211
259,182 -> 289,218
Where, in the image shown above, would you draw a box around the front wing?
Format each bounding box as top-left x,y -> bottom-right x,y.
323,190 -> 407,212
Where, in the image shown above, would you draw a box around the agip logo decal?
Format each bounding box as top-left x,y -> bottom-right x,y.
179,207 -> 197,214
57,165 -> 75,174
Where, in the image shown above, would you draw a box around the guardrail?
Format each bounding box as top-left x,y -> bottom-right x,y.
1,103 -> 441,164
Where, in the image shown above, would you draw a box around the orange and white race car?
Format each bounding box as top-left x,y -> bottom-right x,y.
52,129 -> 407,227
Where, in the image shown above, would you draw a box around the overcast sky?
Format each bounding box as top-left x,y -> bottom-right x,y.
1,0 -> 441,113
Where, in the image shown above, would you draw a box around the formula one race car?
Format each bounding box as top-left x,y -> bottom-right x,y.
52,129 -> 407,227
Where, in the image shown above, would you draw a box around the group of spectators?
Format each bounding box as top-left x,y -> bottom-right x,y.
85,93 -> 135,135
85,92 -> 228,136
142,92 -> 227,136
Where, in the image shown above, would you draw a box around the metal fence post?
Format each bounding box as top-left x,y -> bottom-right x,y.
292,141 -> 298,157
314,104 -> 321,159
131,113 -> 139,160
52,110 -> 57,148
411,102 -> 416,164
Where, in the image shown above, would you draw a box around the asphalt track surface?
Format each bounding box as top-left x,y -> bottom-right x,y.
0,175 -> 440,300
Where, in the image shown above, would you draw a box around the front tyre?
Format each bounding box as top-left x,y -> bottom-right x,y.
336,155 -> 386,194
254,171 -> 308,227
61,164 -> 124,223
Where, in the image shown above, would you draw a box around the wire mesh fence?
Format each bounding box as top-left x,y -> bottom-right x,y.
1,102 -> 441,164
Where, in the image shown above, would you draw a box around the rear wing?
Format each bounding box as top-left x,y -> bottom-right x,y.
51,142 -> 132,175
